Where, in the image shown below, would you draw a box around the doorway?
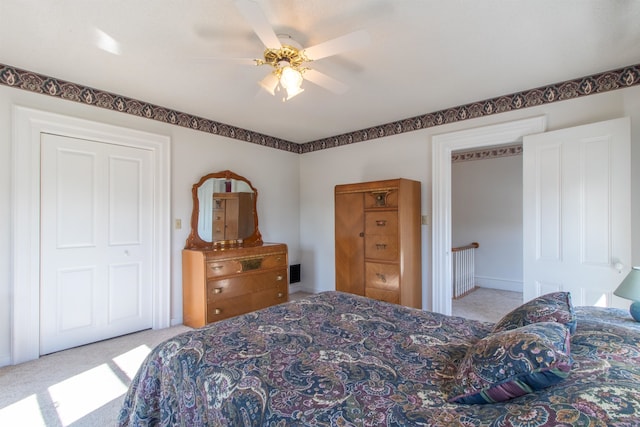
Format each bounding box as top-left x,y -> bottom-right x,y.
431,116 -> 547,315
450,147 -> 524,321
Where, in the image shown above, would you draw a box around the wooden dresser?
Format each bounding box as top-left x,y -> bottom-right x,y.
182,243 -> 288,327
335,178 -> 421,309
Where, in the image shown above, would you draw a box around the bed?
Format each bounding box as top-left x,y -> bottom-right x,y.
118,291 -> 640,426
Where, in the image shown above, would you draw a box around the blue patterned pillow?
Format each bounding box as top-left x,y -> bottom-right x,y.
448,322 -> 572,404
492,292 -> 576,334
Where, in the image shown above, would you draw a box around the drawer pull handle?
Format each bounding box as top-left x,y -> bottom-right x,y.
376,273 -> 387,283
211,265 -> 224,270
277,292 -> 284,298
375,220 -> 387,226
375,243 -> 387,250
213,287 -> 222,294
214,308 -> 222,315
276,275 -> 284,281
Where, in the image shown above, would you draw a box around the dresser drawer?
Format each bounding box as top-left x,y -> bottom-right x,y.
207,268 -> 287,301
365,262 -> 400,292
207,280 -> 288,321
364,235 -> 399,261
261,252 -> 287,269
206,253 -> 286,278
207,259 -> 243,277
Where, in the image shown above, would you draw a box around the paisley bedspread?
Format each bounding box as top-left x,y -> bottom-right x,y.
118,291 -> 640,426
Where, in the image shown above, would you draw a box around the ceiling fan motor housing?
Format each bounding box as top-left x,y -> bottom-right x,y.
262,45 -> 308,70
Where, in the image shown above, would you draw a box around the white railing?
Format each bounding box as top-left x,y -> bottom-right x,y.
452,242 -> 479,299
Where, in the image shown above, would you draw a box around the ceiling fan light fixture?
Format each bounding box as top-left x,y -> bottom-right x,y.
277,65 -> 304,101
234,1 -> 369,101
280,66 -> 303,91
259,73 -> 279,95
285,85 -> 304,101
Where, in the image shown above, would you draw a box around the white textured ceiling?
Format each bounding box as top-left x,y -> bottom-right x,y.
1,0 -> 639,143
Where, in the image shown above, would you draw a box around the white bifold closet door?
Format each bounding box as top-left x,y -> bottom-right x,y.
40,132 -> 154,355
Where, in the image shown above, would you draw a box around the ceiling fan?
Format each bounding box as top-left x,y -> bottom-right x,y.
233,0 -> 371,101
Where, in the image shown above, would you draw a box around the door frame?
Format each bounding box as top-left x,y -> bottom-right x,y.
12,106 -> 171,364
431,116 -> 547,315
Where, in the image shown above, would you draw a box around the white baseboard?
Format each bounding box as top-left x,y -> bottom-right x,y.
0,354 -> 12,367
289,283 -> 313,294
475,276 -> 523,292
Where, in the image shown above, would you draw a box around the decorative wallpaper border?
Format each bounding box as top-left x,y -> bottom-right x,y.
0,64 -> 297,153
452,144 -> 522,163
1,62 -> 639,154
299,64 -> 640,153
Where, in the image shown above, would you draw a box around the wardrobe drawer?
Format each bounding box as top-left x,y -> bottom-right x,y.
364,235 -> 399,261
364,189 -> 399,209
365,288 -> 399,304
365,262 -> 400,292
364,211 -> 398,236
212,221 -> 225,241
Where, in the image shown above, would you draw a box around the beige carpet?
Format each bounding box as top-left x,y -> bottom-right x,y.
0,325 -> 191,427
452,287 -> 523,323
294,289 -> 523,323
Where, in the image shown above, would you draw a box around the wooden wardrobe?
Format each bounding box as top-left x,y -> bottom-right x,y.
212,192 -> 254,241
335,178 -> 422,308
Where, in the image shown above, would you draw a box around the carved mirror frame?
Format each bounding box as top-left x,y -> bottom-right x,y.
185,170 -> 263,249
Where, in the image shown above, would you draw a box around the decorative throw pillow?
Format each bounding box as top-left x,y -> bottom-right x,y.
492,292 -> 576,334
448,322 -> 572,404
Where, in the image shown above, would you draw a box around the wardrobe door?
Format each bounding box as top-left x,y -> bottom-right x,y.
335,192 -> 365,296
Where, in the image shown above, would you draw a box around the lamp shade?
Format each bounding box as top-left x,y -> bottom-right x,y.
614,267 -> 640,302
284,85 -> 304,100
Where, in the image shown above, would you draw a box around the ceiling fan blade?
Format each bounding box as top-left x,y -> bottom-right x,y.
234,0 -> 282,49
303,69 -> 349,94
190,57 -> 257,65
258,72 -> 279,95
303,30 -> 370,61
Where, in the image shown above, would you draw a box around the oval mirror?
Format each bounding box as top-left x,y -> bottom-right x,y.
185,170 -> 263,249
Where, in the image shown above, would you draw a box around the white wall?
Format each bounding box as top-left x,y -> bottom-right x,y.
3,82 -> 640,366
0,85 -> 300,366
299,85 -> 640,312
299,133 -> 432,305
452,155 -> 523,291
